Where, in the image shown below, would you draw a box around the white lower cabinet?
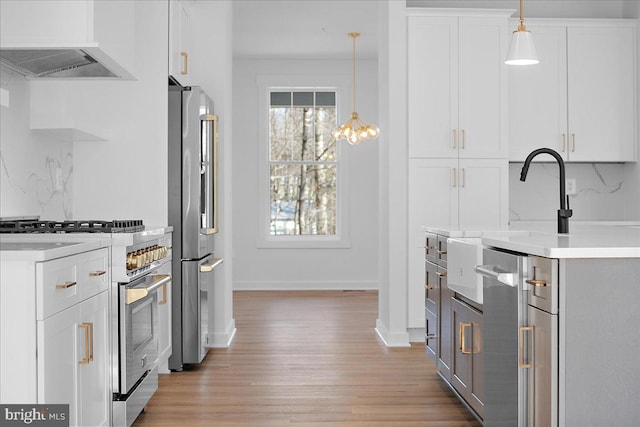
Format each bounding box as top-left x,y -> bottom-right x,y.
38,291 -> 110,427
0,246 -> 111,427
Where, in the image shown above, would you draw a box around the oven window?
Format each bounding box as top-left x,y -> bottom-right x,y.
132,298 -> 154,352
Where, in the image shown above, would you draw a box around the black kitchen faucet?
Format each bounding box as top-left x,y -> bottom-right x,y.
520,147 -> 573,234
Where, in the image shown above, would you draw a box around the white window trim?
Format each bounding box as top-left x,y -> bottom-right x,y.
256,74 -> 351,249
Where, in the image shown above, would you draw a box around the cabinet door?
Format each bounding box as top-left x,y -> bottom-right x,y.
437,270 -> 452,381
509,24 -> 568,161
458,17 -> 508,159
408,159 -> 458,231
451,297 -> 472,401
567,25 -> 637,162
169,0 -> 191,85
458,159 -> 508,228
407,16 -> 458,158
78,291 -> 110,427
451,297 -> 483,416
37,305 -> 80,426
526,305 -> 558,427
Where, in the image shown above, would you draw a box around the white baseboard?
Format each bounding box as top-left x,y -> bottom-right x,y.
233,280 -> 378,291
205,319 -> 237,348
375,319 -> 411,347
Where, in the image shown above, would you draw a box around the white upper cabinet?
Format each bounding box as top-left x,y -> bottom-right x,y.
408,12 -> 509,159
169,0 -> 192,86
0,0 -> 135,79
509,20 -> 637,162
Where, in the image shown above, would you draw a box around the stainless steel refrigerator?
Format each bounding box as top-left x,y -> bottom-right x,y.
168,85 -> 222,371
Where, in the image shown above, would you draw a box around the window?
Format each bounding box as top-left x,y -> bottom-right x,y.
269,90 -> 337,236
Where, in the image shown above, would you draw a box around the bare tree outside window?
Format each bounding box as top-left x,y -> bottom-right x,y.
269,91 -> 337,236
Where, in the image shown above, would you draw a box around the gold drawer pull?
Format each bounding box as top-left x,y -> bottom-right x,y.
562,133 -> 566,152
452,129 -> 457,149
425,333 -> 437,340
424,284 -> 435,290
89,270 -> 106,277
436,250 -> 447,255
56,281 -> 77,289
526,279 -> 547,287
435,271 -> 447,277
519,326 -> 533,368
461,129 -> 465,149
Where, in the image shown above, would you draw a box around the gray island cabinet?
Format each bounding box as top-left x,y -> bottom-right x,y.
480,226 -> 640,427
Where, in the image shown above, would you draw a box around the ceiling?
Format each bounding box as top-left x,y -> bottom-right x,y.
231,0 -> 639,60
232,0 -> 379,60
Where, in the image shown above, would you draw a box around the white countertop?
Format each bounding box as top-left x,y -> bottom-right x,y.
0,239 -> 110,261
423,222 -> 640,258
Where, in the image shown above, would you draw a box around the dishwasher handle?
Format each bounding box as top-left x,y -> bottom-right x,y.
474,265 -> 517,287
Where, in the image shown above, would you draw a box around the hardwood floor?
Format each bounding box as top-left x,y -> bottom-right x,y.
133,291 -> 481,426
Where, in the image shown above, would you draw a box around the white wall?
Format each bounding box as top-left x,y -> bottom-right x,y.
188,0 -> 236,348
0,65 -> 73,220
232,58 -> 379,290
71,0 -> 168,226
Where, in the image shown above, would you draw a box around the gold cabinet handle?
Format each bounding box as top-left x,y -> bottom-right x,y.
180,51 -> 188,75
436,249 -> 447,255
435,271 -> 447,277
424,284 -> 435,290
56,281 -> 77,289
571,133 -> 576,152
459,322 -> 472,355
78,322 -> 93,365
519,326 -> 533,368
526,279 -> 547,287
453,168 -> 457,188
461,168 -> 466,188
159,283 -> 168,305
562,133 -> 566,152
425,333 -> 438,340
452,129 -> 457,149
89,270 -> 106,277
461,129 -> 465,149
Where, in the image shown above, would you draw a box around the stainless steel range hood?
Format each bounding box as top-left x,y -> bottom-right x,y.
0,49 -> 119,78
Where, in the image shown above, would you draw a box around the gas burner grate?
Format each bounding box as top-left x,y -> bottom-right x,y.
0,219 -> 144,233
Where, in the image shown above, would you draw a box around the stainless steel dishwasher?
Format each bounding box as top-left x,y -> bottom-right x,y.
476,248 -> 558,427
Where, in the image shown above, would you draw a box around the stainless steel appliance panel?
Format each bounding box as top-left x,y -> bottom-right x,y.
479,247 -> 528,427
181,257 -> 205,364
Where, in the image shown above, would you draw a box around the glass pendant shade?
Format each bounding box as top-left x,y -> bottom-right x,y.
505,29 -> 539,65
333,32 -> 379,145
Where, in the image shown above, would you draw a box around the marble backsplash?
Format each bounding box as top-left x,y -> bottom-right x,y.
509,162 -> 628,222
0,66 -> 73,220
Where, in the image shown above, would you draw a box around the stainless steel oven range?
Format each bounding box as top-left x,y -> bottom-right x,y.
109,228 -> 172,427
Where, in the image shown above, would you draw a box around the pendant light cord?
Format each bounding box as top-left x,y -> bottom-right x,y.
518,0 -> 525,31
348,32 -> 360,114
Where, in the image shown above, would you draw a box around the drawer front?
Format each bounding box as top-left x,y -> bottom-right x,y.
425,260 -> 438,313
527,256 -> 558,314
37,248 -> 109,319
425,232 -> 438,263
425,308 -> 438,364
436,235 -> 448,268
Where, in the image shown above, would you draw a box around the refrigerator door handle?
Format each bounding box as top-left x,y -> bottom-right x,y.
200,257 -> 223,273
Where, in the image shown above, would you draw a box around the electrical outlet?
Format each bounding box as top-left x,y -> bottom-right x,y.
566,178 -> 576,196
0,88 -> 8,108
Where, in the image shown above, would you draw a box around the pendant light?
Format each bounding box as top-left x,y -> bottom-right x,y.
505,0 -> 539,65
333,32 -> 379,145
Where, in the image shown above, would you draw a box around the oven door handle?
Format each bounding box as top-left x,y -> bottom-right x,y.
126,274 -> 172,305
474,265 -> 517,287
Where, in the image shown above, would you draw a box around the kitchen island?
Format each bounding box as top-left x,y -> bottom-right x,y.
421,223 -> 640,426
